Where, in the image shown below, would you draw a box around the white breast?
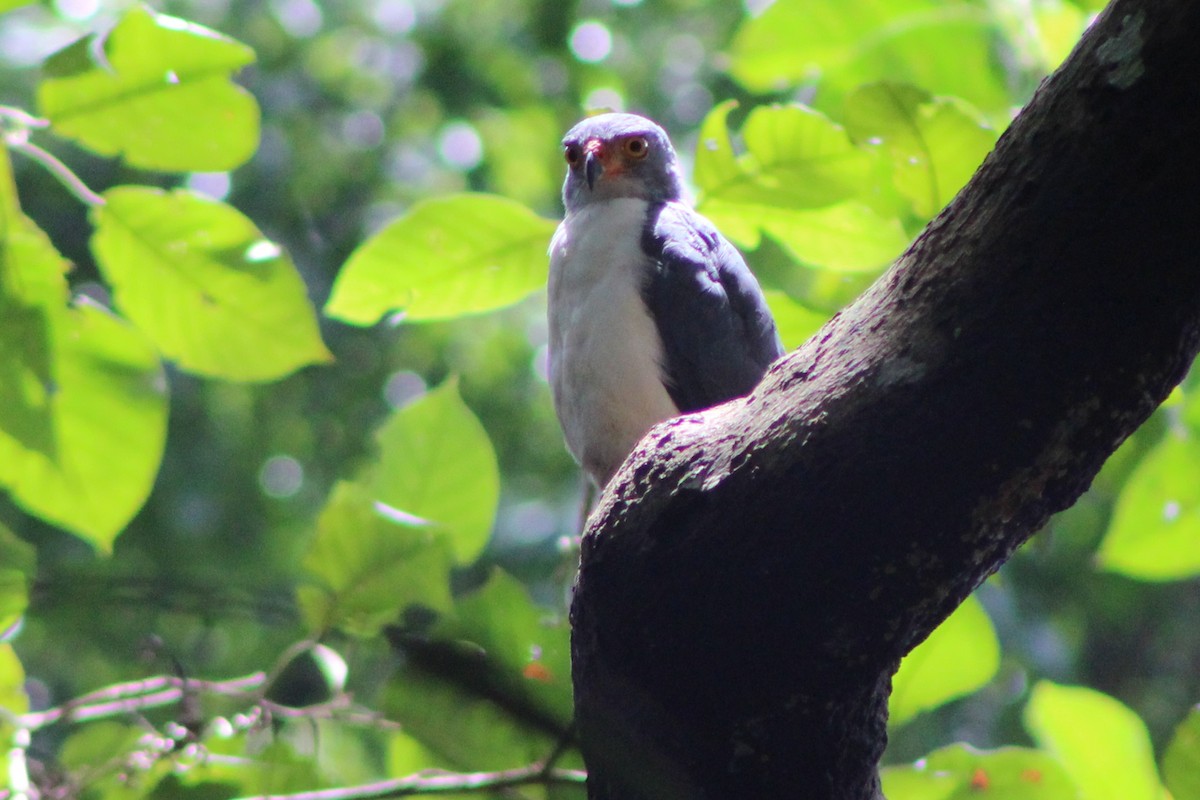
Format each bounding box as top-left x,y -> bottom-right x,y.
548,198 -> 679,486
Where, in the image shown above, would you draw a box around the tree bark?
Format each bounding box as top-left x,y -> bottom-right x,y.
569,0 -> 1200,797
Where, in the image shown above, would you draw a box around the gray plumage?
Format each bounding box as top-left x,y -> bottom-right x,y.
548,112 -> 783,487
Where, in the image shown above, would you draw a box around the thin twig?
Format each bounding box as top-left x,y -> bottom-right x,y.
235,763 -> 588,800
5,135 -> 106,207
17,673 -> 268,730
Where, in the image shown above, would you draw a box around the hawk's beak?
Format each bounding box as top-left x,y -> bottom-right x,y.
584,140 -> 604,189
584,151 -> 602,189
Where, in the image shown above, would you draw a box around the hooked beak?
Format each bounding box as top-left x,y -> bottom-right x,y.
584,140 -> 603,189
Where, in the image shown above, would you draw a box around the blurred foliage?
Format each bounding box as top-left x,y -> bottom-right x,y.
0,0 -> 1198,798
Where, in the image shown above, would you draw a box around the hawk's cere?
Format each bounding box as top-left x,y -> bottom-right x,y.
547,112 -> 783,487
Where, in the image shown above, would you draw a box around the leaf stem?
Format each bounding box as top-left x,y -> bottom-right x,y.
232,763 -> 588,800
1,108 -> 106,207
6,136 -> 107,207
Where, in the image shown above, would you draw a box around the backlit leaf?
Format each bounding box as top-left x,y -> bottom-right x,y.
882,744 -> 1077,800
1164,707 -> 1200,800
298,482 -> 454,637
844,82 -> 997,219
890,594 -> 999,726
91,187 -> 331,382
327,193 -> 556,325
1024,681 -> 1164,800
1098,432 -> 1200,580
364,380 -> 499,563
728,0 -> 1012,116
37,5 -> 258,171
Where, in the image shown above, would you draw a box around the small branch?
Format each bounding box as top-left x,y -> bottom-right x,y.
15,673 -> 268,730
3,131 -> 106,207
235,763 -> 588,800
0,106 -> 49,130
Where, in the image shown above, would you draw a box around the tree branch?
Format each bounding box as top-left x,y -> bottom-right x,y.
570,0 -> 1200,797
234,763 -> 587,800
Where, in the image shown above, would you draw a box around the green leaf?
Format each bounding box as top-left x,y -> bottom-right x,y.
326,194 -> 556,325
10,303 -> 167,550
890,594 -> 1000,726
693,100 -> 743,198
762,291 -> 830,351
435,569 -> 573,720
1,189 -> 167,549
37,5 -> 259,171
1031,4 -> 1088,71
297,481 -> 454,637
1098,432 -> 1200,580
363,380 -> 500,563
1164,707 -> 1200,800
3,148 -> 164,548
882,744 -> 1077,800
90,187 -> 331,382
0,644 -> 26,716
844,82 -> 998,219
0,523 -> 34,638
703,197 -> 908,272
1024,681 -> 1164,800
695,102 -> 906,272
696,103 -> 874,209
385,570 -> 573,768
728,0 -> 1012,116
0,148 -> 68,465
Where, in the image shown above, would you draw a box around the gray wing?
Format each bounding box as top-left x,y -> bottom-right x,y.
640,201 -> 784,413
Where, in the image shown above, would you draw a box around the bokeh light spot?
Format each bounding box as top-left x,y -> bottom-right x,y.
583,87 -> 625,113
437,121 -> 483,170
55,0 -> 100,22
259,455 -> 304,499
270,0 -> 323,38
370,0 -> 417,34
385,370 -> 427,408
186,172 -> 231,201
569,21 -> 612,63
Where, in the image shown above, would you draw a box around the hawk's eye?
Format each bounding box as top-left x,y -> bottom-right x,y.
623,136 -> 650,159
565,143 -> 582,166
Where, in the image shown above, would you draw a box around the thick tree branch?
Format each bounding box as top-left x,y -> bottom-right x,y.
570,1 -> 1200,798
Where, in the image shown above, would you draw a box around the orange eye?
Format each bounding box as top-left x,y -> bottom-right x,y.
565,143 -> 582,166
623,136 -> 650,159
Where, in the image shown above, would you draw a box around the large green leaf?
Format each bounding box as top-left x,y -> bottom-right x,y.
890,594 -> 1000,726
1024,681 -> 1164,800
90,187 -> 331,382
363,380 -> 500,563
696,102 -> 874,210
696,102 -> 908,272
325,193 -> 556,325
1097,432 -> 1200,580
0,147 -> 67,466
882,744 -> 1077,800
37,4 -> 259,171
728,0 -> 1012,116
0,524 -> 34,638
844,82 -> 998,219
297,481 -> 454,637
1164,707 -> 1200,800
1,171 -> 167,548
704,198 -> 908,272
3,302 -> 168,550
